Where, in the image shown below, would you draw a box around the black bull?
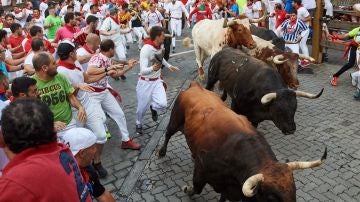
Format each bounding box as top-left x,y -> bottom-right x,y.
206,47 -> 323,135
250,24 -> 286,51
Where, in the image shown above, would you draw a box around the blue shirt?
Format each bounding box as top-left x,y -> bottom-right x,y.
230,3 -> 240,16
0,62 -> 9,78
285,0 -> 293,13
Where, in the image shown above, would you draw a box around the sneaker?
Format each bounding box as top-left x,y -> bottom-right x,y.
172,47 -> 175,53
300,60 -> 310,67
120,75 -> 127,80
330,76 -> 338,86
93,162 -> 108,178
150,105 -> 158,121
121,139 -> 140,150
350,73 -> 356,86
136,125 -> 143,134
354,89 -> 360,100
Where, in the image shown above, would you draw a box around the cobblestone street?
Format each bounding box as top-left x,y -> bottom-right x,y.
100,29 -> 360,201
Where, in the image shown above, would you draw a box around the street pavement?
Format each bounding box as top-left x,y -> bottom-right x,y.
100,27 -> 360,201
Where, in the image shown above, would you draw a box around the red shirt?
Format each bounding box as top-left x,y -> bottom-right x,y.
275,9 -> 288,29
0,143 -> 92,202
73,29 -> 100,46
189,6 -> 212,23
8,35 -> 25,53
24,38 -> 55,54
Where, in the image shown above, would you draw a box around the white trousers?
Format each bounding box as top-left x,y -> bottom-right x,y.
121,27 -> 133,44
73,102 -> 107,144
170,18 -> 182,47
132,27 -> 148,49
299,29 -> 310,57
89,89 -> 130,142
285,43 -> 300,54
57,117 -> 77,141
268,17 -> 276,32
114,42 -> 127,61
136,79 -> 167,126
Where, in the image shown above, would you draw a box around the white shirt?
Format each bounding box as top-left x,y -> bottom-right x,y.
139,44 -> 171,79
166,1 -> 189,19
145,11 -> 164,28
57,61 -> 91,108
297,7 -> 310,26
301,0 -> 316,10
33,16 -> 45,28
39,2 -> 49,17
24,52 -> 35,66
0,101 -> 9,177
244,6 -> 254,19
324,0 -> 333,17
82,3 -> 92,14
87,53 -> 112,89
76,47 -> 98,71
13,9 -> 32,27
100,16 -> 122,42
252,1 -> 262,19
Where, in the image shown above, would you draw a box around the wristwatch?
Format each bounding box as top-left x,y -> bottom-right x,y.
104,67 -> 108,76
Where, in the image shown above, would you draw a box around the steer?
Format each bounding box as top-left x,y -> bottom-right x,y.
250,24 -> 285,51
206,47 -> 323,135
243,35 -> 315,89
159,81 -> 327,202
183,14 -> 263,80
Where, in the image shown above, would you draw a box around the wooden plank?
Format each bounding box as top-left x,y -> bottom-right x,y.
311,0 -> 323,63
326,20 -> 360,31
320,40 -> 346,51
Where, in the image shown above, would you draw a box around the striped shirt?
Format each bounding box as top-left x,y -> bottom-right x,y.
280,19 -> 308,43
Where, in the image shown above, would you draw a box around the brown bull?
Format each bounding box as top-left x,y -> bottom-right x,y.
159,81 -> 327,202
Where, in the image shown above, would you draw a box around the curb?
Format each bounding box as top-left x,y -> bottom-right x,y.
115,78 -> 195,201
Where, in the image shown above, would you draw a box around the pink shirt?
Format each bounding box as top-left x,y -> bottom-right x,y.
54,25 -> 76,43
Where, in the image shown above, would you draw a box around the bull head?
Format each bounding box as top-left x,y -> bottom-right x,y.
242,148 -> 327,197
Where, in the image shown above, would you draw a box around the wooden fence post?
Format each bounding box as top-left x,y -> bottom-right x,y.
311,0 -> 324,63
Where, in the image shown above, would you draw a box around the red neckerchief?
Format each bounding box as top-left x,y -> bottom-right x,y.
107,15 -> 119,24
64,24 -> 76,33
143,39 -> 161,49
342,39 -> 359,61
33,14 -> 40,19
0,89 -> 6,94
289,18 -> 297,26
82,44 -> 96,54
58,60 -> 82,71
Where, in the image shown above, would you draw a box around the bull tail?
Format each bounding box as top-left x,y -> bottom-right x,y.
182,37 -> 194,48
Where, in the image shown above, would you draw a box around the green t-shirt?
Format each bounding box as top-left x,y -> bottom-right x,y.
45,15 -> 63,40
32,74 -> 74,124
348,27 -> 360,44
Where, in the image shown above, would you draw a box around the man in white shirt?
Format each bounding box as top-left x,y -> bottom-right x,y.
39,0 -> 49,18
56,40 -> 111,178
136,26 -> 179,134
77,33 -> 100,71
86,39 -> 141,150
144,3 -> 166,32
24,38 -> 45,76
166,0 -> 189,53
300,0 -> 316,16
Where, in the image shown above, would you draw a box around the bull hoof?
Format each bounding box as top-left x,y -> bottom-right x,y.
158,148 -> 166,158
182,185 -> 194,195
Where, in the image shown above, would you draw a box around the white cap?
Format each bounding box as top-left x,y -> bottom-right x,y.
62,128 -> 97,156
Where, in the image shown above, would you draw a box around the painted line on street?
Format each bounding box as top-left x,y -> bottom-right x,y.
169,50 -> 195,57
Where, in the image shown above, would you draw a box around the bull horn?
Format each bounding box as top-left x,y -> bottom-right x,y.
298,54 -> 315,62
249,14 -> 267,23
273,54 -> 288,64
287,147 -> 327,170
242,174 -> 264,197
261,93 -> 277,104
295,88 -> 324,99
223,12 -> 228,28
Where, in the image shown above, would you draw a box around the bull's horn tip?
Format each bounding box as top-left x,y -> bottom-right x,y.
321,147 -> 327,161
317,88 -> 324,98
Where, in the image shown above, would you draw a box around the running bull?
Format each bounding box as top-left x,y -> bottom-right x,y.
182,14 -> 264,80
158,81 -> 327,202
206,47 -> 323,135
